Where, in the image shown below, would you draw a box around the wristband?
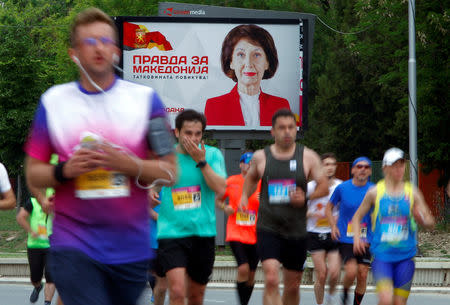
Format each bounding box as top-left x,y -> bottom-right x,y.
54,161 -> 71,183
196,160 -> 207,168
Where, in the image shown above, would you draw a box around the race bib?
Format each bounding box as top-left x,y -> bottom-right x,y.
75,169 -> 129,199
316,217 -> 330,227
268,179 -> 296,204
171,185 -> 201,210
236,211 -> 256,226
380,216 -> 409,243
347,221 -> 367,239
37,225 -> 48,240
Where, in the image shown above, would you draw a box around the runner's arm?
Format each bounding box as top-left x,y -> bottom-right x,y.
26,148 -> 100,188
16,207 -> 36,237
352,187 -> 376,254
413,188 -> 435,230
240,150 -> 263,208
90,143 -> 177,187
304,148 -> 328,200
198,162 -> 226,195
0,189 -> 15,210
326,201 -> 340,240
26,156 -> 58,188
0,164 -> 15,210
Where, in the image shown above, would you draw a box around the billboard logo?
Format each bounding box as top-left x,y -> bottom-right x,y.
162,7 -> 205,16
163,8 -> 173,16
123,22 -> 173,51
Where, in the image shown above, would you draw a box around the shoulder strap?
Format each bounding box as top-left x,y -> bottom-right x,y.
404,181 -> 414,214
372,179 -> 385,231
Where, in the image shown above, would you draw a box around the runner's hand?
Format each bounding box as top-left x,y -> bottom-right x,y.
91,142 -> 138,176
331,224 -> 340,240
149,189 -> 161,207
238,196 -> 249,212
64,148 -> 98,178
353,237 -> 367,255
182,138 -> 206,163
40,195 -> 55,215
290,187 -> 306,207
223,205 -> 235,216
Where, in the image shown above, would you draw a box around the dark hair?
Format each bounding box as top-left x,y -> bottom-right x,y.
271,108 -> 296,127
70,7 -> 118,47
221,24 -> 278,82
321,153 -> 337,161
175,109 -> 207,132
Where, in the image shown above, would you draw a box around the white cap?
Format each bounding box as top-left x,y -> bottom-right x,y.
382,148 -> 405,166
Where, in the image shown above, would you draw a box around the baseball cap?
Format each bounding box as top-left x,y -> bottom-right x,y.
382,147 -> 405,166
239,152 -> 253,164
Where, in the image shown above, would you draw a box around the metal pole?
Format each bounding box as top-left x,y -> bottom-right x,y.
408,0 -> 418,186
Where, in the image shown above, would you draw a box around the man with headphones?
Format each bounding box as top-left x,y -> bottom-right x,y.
24,7 -> 176,305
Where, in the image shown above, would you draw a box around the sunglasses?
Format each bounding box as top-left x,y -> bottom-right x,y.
355,164 -> 371,169
81,37 -> 115,46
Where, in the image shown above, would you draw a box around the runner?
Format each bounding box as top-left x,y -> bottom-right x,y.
240,109 -> 328,305
326,156 -> 374,305
24,8 -> 176,305
17,155 -> 57,305
156,109 -> 227,305
17,188 -> 56,304
352,148 -> 435,305
307,153 -> 342,305
217,152 -> 261,305
148,190 -> 167,305
0,161 -> 15,210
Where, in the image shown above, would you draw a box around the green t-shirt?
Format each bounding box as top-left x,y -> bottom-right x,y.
157,144 -> 226,239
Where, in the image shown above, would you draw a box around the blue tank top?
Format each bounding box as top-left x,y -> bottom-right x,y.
370,180 -> 417,262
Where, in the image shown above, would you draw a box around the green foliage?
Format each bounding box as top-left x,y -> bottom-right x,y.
303,0 -> 449,181
0,0 -> 69,175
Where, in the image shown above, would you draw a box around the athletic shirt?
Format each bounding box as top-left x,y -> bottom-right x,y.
24,197 -> 52,249
0,163 -> 11,193
258,144 -> 307,239
157,145 -> 227,239
224,174 -> 261,244
25,77 -> 168,264
330,179 -> 374,244
307,179 -> 342,233
370,180 -> 417,262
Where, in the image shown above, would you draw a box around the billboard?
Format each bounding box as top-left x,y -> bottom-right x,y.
157,2 -> 316,131
116,17 -> 301,130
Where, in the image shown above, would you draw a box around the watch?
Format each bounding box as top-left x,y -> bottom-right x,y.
196,160 -> 207,168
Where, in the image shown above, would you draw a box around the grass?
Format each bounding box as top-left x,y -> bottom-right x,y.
0,209 -> 28,254
215,245 -> 233,257
2,207 -> 449,258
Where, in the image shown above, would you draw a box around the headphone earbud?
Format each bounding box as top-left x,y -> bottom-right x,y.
112,53 -> 119,64
72,55 -> 80,64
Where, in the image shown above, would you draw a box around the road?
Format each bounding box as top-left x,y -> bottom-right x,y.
0,284 -> 449,305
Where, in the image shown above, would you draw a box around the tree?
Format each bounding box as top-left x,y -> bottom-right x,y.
0,0 -> 73,175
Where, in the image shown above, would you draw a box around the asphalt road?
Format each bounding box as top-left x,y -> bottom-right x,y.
1,284 -> 449,305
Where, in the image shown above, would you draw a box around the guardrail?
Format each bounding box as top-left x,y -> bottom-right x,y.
216,259 -> 450,287
2,257 -> 449,287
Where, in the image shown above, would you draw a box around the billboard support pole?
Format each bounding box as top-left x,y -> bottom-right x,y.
408,0 -> 418,186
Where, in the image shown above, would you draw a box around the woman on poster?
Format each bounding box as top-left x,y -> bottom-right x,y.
204,24 -> 290,127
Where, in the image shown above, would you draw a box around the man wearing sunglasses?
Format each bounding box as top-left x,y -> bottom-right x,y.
24,8 -> 176,305
326,157 -> 374,305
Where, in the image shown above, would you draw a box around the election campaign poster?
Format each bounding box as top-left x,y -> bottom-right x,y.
117,17 -> 301,130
